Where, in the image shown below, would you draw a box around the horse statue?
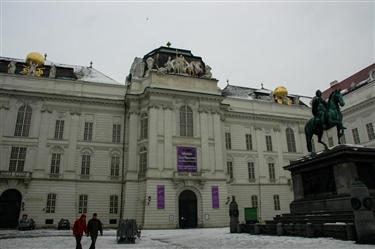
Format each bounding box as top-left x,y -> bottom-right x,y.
305,89 -> 345,154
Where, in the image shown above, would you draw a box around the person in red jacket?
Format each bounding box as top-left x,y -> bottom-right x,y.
73,214 -> 87,249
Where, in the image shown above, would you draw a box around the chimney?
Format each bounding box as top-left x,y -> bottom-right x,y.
330,80 -> 339,87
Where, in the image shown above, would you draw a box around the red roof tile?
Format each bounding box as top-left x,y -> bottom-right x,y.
322,63 -> 375,99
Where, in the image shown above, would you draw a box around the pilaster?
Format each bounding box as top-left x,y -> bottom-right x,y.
213,113 -> 223,171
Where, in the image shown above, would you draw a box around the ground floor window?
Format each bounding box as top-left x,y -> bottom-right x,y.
78,195 -> 88,214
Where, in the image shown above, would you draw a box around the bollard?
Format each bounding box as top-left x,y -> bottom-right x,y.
254,223 -> 261,234
276,223 -> 283,236
305,223 -> 314,238
350,180 -> 375,244
345,223 -> 356,241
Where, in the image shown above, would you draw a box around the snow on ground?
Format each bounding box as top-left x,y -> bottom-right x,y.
0,228 -> 374,249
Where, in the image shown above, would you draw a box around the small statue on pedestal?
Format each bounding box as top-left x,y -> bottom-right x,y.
229,196 -> 239,233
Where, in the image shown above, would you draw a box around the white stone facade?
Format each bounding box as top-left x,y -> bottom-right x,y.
0,49 -> 313,229
322,71 -> 375,149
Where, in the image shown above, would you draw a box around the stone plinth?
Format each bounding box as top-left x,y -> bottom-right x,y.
284,145 -> 375,215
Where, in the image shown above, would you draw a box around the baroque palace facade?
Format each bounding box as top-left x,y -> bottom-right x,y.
322,63 -> 375,149
0,47 -> 312,229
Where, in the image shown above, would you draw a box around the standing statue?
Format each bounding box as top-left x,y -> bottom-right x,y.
144,57 -> 155,77
8,61 -> 16,74
49,64 -> 56,78
305,89 -> 346,154
229,196 -> 239,233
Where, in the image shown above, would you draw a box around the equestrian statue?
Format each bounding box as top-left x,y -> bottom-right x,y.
305,89 -> 346,154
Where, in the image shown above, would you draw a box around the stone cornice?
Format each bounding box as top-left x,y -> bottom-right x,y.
224,110 -> 309,123
127,86 -> 224,102
342,96 -> 375,116
0,89 -> 124,106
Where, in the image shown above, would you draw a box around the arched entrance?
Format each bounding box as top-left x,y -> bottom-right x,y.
0,189 -> 22,228
178,190 -> 197,228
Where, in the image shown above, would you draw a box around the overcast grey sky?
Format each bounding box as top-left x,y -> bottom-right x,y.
1,1 -> 374,96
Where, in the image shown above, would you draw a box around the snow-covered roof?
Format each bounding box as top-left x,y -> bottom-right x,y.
222,84 -> 312,107
0,56 -> 121,85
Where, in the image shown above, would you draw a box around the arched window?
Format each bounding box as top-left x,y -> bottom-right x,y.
286,128 -> 296,152
14,105 -> 32,137
139,146 -> 147,177
140,113 -> 148,139
180,105 -> 193,137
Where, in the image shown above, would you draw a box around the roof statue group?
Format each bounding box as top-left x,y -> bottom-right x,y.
129,51 -> 212,81
305,89 -> 346,154
7,52 -> 57,78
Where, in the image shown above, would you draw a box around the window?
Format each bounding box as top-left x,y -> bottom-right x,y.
109,195 -> 118,214
251,195 -> 258,208
366,123 -> 375,141
180,105 -> 193,137
352,128 -> 360,144
328,137 -> 334,147
83,122 -> 93,141
273,195 -> 280,211
139,147 -> 147,177
81,154 -> 90,176
112,124 -> 121,143
54,120 -> 64,139
50,153 -> 61,175
14,105 -> 32,137
265,135 -> 273,151
285,128 -> 296,152
248,162 -> 255,181
268,162 -> 275,181
111,155 -> 120,177
245,134 -> 253,151
78,195 -> 88,214
140,114 -> 148,139
9,147 -> 27,172
227,161 -> 233,180
225,132 -> 232,150
46,193 -> 56,213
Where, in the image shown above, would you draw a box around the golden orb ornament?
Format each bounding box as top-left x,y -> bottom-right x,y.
274,86 -> 288,97
25,52 -> 45,66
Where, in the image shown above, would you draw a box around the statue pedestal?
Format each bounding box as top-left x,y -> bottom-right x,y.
284,145 -> 375,216
230,217 -> 239,233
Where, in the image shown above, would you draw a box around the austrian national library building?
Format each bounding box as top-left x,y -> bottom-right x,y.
0,46 -> 313,229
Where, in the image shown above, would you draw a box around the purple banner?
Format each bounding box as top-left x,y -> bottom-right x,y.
212,186 -> 219,209
177,147 -> 197,172
157,185 -> 165,209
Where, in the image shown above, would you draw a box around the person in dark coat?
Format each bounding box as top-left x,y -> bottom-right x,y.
87,213 -> 103,249
73,214 -> 87,249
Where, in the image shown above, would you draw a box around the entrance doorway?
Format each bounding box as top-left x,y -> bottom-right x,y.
178,190 -> 197,228
0,189 -> 22,228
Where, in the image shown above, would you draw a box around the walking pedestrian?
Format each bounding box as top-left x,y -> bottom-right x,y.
87,213 -> 103,249
73,214 -> 87,249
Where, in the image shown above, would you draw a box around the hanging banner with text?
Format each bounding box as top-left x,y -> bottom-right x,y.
212,186 -> 220,209
157,185 -> 165,209
177,146 -> 197,172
